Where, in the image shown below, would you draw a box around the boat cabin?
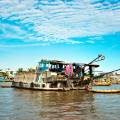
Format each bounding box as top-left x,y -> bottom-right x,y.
35,59 -> 99,82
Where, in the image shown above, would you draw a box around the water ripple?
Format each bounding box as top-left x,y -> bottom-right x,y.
0,87 -> 120,120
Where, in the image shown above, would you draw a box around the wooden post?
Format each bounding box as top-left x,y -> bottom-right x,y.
89,66 -> 93,78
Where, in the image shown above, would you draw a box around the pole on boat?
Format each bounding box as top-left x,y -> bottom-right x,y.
84,54 -> 105,78
88,54 -> 105,65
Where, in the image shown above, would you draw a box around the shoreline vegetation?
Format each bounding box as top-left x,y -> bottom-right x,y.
0,67 -> 36,81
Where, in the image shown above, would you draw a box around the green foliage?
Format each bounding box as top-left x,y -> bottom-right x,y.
27,68 -> 35,73
0,72 -> 8,77
17,68 -> 24,73
17,68 -> 35,74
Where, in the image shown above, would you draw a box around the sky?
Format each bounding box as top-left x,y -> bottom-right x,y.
0,0 -> 120,72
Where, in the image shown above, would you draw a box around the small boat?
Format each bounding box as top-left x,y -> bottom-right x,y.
0,85 -> 11,88
91,89 -> 120,93
93,82 -> 111,86
0,81 -> 12,88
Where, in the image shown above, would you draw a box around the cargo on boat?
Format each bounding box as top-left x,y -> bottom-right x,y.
12,59 -> 99,91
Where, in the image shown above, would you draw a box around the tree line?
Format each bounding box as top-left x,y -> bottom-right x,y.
17,68 -> 36,74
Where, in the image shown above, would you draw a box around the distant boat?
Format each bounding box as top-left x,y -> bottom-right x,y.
0,82 -> 12,88
0,77 -> 12,88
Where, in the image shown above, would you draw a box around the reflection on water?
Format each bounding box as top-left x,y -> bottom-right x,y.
0,87 -> 120,120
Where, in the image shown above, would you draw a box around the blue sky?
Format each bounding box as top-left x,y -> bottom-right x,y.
0,0 -> 120,72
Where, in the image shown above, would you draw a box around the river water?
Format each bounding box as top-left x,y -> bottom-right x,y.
0,85 -> 120,120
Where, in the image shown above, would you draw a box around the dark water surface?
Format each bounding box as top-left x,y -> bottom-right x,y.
0,86 -> 120,120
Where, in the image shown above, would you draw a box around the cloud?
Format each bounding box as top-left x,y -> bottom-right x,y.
0,43 -> 49,48
0,0 -> 120,46
86,40 -> 95,44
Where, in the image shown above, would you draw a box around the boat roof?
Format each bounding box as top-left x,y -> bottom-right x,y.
39,59 -> 99,67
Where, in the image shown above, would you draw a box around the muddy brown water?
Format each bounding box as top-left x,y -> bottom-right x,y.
0,85 -> 120,120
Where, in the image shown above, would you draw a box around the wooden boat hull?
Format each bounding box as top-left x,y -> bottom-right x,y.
12,81 -> 87,91
91,89 -> 120,93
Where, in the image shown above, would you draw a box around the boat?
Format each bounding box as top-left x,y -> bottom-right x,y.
0,73 -> 13,88
91,89 -> 120,93
93,82 -> 111,86
0,81 -> 12,88
12,59 -> 99,91
0,84 -> 11,88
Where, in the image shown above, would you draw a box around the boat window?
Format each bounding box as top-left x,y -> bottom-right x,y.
42,84 -> 45,88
